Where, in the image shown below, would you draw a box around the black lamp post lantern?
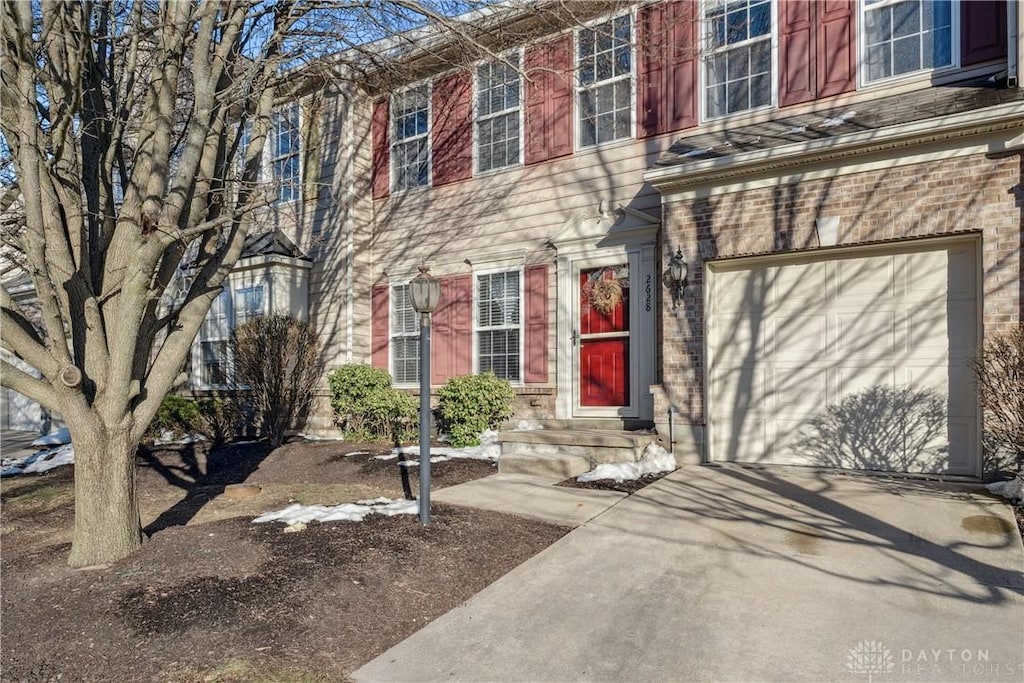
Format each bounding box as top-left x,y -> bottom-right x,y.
409,265 -> 441,524
668,248 -> 689,310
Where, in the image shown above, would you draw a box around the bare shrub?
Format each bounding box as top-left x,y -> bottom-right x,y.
231,315 -> 323,447
973,325 -> 1024,476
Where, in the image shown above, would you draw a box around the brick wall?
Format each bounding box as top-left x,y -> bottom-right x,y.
655,152 -> 1021,450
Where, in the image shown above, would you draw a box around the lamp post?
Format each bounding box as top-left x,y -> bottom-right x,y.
409,265 -> 441,524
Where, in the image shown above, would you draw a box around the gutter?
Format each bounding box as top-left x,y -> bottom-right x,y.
643,101 -> 1024,192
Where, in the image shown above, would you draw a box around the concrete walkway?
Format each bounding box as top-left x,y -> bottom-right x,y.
355,465 -> 1024,682
433,473 -> 628,527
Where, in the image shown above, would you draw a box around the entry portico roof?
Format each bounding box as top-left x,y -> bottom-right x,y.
645,77 -> 1024,192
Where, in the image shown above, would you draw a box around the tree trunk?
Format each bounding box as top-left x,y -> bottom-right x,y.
67,427 -> 143,568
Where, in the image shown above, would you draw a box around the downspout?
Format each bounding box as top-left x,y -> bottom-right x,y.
344,93 -> 355,363
1009,0 -> 1020,87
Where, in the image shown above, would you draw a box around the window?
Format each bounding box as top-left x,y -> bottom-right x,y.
199,290 -> 232,387
476,271 -> 521,382
272,104 -> 301,203
577,15 -> 633,147
390,284 -> 420,384
863,0 -> 954,84
391,85 -> 430,192
235,284 -> 265,328
475,56 -> 521,173
703,0 -> 773,118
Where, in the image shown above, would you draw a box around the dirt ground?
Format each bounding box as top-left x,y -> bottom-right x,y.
1,439 -> 567,682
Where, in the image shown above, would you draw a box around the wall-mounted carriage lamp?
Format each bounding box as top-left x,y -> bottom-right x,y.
668,248 -> 689,310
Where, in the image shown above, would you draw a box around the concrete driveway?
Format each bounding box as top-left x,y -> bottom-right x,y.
354,465 -> 1024,682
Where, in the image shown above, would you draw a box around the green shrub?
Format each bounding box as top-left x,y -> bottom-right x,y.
149,395 -> 201,440
327,364 -> 418,443
437,373 -> 515,447
196,397 -> 242,446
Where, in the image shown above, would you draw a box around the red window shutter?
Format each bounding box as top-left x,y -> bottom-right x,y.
450,275 -> 473,376
430,279 -> 450,385
638,1 -> 697,138
429,275 -> 472,384
524,36 -> 574,165
637,3 -> 667,137
371,284 -> 389,371
962,1 -> 1007,66
432,72 -> 473,186
524,264 -> 548,384
666,0 -> 698,132
779,0 -> 816,106
371,98 -> 390,200
816,1 -> 856,98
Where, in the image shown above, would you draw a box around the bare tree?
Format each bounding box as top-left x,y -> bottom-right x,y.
0,0 -> 628,567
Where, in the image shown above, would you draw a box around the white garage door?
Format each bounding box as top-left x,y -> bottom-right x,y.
707,239 -> 978,475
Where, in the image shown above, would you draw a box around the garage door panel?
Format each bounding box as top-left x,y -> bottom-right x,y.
835,310 -> 898,358
711,314 -> 767,361
768,364 -> 829,416
770,261 -> 830,307
710,417 -> 768,463
707,240 -> 979,475
715,269 -> 774,311
767,314 -> 829,361
836,254 -> 895,300
711,363 -> 766,412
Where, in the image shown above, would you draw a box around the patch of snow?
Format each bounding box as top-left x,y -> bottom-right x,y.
383,429 -> 502,463
1,443 -> 76,477
153,432 -> 206,446
787,125 -> 808,134
681,146 -> 714,158
821,110 -> 856,127
299,433 -> 346,442
511,420 -> 543,431
253,498 -> 418,525
32,427 -> 72,447
344,451 -> 370,457
577,443 -> 676,483
398,456 -> 452,467
986,477 -> 1023,502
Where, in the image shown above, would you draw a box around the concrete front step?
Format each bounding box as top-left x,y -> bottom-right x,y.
499,428 -> 660,465
498,452 -> 591,478
533,418 -> 655,431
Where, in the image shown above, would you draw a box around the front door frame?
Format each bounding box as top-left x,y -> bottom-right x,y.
554,242 -> 657,421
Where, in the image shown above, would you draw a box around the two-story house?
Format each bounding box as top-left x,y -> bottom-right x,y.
13,1 -> 1012,480
315,0 -> 1019,479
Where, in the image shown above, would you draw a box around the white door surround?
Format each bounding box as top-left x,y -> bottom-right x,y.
548,204 -> 659,421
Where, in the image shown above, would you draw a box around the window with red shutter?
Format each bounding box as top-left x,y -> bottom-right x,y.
524,35 -> 573,165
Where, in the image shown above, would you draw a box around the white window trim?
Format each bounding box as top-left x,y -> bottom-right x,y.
194,290 -> 234,390
574,9 -> 637,151
699,0 -> 778,123
472,266 -> 525,385
857,0 -> 961,89
389,281 -> 421,387
234,282 -> 267,329
472,49 -> 525,176
270,101 -> 302,205
390,82 -> 433,193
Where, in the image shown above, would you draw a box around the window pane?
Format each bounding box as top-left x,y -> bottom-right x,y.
892,1 -> 920,39
578,15 -> 632,146
863,1 -> 951,83
893,35 -> 921,74
476,272 -> 521,382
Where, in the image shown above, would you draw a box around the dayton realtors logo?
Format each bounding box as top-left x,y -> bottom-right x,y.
847,641 -> 896,681
846,640 -> 1021,679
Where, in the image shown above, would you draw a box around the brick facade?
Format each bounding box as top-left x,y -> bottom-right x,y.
654,152 -> 1022,460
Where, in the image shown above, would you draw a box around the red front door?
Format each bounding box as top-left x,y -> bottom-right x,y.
578,265 -> 629,407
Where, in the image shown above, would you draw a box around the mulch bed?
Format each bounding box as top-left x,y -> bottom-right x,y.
1,439 -> 564,681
